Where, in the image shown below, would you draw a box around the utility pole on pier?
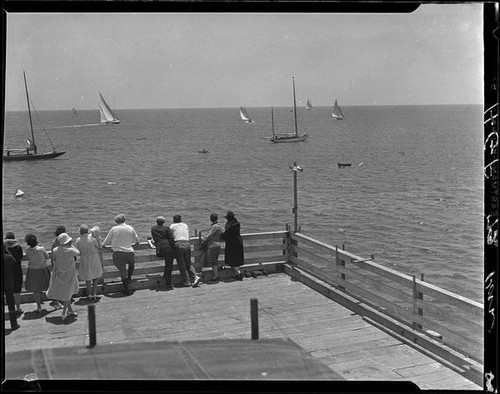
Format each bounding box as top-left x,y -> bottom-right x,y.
289,162 -> 303,233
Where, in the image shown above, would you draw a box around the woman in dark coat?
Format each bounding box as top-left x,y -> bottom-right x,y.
220,211 -> 244,280
4,232 -> 24,315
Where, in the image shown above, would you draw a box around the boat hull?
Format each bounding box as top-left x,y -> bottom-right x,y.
270,134 -> 309,143
3,151 -> 66,162
102,120 -> 120,124
337,163 -> 351,167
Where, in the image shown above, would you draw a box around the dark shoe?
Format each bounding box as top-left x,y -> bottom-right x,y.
234,273 -> 243,281
11,323 -> 20,330
122,279 -> 130,295
15,310 -> 24,317
207,277 -> 220,284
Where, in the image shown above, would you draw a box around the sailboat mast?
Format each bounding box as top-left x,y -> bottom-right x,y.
292,76 -> 298,137
23,70 -> 36,152
271,106 -> 275,136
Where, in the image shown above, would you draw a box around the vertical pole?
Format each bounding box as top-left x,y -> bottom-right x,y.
293,161 -> 298,233
88,304 -> 96,348
250,298 -> 259,340
412,275 -> 423,330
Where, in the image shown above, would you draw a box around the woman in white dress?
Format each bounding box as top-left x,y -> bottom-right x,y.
47,233 -> 80,320
75,224 -> 103,300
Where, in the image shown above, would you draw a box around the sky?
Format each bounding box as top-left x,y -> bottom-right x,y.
4,4 -> 484,111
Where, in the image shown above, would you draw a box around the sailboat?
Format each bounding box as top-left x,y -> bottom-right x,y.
72,107 -> 78,116
239,107 -> 253,123
332,99 -> 344,120
270,77 -> 309,143
305,99 -> 313,111
3,71 -> 65,162
99,92 -> 120,124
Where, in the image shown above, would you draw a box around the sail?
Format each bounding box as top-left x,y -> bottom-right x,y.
306,99 -> 313,110
99,92 -> 120,124
240,107 -> 252,122
332,99 -> 344,119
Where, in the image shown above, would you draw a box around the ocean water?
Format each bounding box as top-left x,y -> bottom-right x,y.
2,105 -> 484,301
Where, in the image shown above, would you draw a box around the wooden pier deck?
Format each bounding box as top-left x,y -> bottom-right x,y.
4,272 -> 481,390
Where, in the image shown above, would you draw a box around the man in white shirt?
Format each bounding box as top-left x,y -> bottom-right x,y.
102,214 -> 140,295
170,214 -> 201,288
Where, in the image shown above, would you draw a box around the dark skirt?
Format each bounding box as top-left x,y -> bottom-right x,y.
25,266 -> 51,293
224,241 -> 244,267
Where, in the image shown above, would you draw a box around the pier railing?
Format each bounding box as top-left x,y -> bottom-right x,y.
14,229 -> 482,383
286,232 -> 483,368
18,230 -> 288,298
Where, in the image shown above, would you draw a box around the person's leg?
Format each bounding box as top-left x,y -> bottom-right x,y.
61,300 -> 69,320
92,279 -> 99,298
113,252 -> 129,294
14,293 -> 22,313
5,288 -> 19,329
86,280 -> 92,298
163,252 -> 174,289
33,291 -> 42,312
175,244 -> 191,286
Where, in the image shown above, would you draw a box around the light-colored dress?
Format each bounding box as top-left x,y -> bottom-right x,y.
75,234 -> 103,281
47,245 -> 80,302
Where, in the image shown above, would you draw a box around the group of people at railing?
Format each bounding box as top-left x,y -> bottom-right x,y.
3,211 -> 244,329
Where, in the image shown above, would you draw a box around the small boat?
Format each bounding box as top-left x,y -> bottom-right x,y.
198,149 -> 209,154
14,189 -> 24,198
270,77 -> 309,143
338,163 -> 352,168
305,99 -> 313,111
3,71 -> 65,162
239,107 -> 253,123
99,92 -> 120,124
332,99 -> 344,120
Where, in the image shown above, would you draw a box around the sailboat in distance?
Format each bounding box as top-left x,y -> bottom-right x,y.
99,92 -> 120,124
3,70 -> 65,162
332,99 -> 344,120
306,99 -> 313,110
270,77 -> 309,143
239,107 -> 253,123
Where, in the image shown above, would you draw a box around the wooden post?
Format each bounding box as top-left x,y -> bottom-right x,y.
250,298 -> 259,340
293,161 -> 298,233
336,246 -> 345,291
412,275 -> 423,330
88,304 -> 96,348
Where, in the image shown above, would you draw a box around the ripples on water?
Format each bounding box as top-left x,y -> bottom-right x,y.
3,105 -> 483,301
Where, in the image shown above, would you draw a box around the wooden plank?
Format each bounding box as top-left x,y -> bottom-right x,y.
337,264 -> 414,304
291,244 -> 334,267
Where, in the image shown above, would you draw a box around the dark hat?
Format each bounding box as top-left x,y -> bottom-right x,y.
114,213 -> 126,223
5,232 -> 15,240
79,224 -> 89,234
225,211 -> 235,220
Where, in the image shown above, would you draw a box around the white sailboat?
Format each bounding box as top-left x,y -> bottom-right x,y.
239,107 -> 253,123
332,99 -> 344,120
306,99 -> 313,110
99,92 -> 120,124
270,77 -> 309,143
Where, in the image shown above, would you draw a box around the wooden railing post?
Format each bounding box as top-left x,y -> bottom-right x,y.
250,298 -> 259,340
336,246 -> 345,291
412,274 -> 423,330
87,304 -> 97,348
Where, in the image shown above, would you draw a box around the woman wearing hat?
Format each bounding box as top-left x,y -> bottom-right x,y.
47,233 -> 80,320
75,225 -> 103,300
24,233 -> 51,313
220,211 -> 245,280
4,232 -> 24,315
